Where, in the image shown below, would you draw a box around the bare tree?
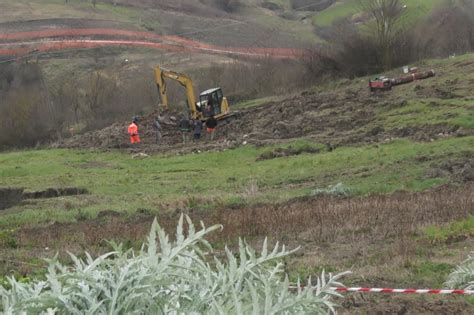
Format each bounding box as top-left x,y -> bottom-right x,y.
359,0 -> 407,70
83,71 -> 116,126
415,0 -> 474,57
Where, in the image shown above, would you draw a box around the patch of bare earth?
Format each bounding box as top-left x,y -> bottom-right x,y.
340,294 -> 472,314
54,85 -> 473,153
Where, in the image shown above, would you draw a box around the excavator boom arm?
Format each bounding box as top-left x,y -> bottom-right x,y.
154,66 -> 198,118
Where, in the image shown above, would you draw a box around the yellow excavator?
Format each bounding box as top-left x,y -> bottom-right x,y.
154,65 -> 232,121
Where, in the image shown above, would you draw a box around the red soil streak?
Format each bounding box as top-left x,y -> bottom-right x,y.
0,28 -> 306,59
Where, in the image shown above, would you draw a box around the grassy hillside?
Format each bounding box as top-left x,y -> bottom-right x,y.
1,52 -> 473,227
1,2 -> 474,308
0,0 -> 318,47
311,0 -> 445,26
1,136 -> 471,227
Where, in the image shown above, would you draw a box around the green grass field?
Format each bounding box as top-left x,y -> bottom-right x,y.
377,98 -> 474,129
1,136 -> 471,228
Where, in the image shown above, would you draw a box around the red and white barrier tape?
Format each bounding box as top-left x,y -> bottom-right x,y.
331,287 -> 474,295
289,286 -> 474,295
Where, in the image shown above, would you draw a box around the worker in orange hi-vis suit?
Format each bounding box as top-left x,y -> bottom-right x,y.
128,116 -> 141,144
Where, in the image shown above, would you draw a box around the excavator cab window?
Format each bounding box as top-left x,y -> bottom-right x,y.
200,88 -> 223,118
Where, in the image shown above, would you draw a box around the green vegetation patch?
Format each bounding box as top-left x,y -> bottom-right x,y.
410,261 -> 454,287
0,136 -> 472,228
312,0 -> 360,27
424,216 -> 474,244
377,99 -> 474,130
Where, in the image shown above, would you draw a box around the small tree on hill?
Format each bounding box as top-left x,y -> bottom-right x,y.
359,0 -> 408,70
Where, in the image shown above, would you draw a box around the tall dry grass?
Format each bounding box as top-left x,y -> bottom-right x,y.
212,185 -> 473,243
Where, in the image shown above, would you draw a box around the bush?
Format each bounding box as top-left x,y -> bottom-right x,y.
308,1 -> 474,78
445,252 -> 474,290
0,215 -> 348,314
413,3 -> 474,58
311,183 -> 352,197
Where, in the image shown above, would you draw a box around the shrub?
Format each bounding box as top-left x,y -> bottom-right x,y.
424,216 -> 474,244
445,252 -> 474,290
311,183 -> 352,197
0,215 -> 348,314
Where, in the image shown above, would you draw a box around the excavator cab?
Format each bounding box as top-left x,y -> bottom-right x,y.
198,88 -> 228,118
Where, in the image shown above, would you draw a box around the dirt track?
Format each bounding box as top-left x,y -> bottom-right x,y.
0,27 -> 305,60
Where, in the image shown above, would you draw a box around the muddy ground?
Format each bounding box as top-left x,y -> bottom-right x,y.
55,81 -> 472,153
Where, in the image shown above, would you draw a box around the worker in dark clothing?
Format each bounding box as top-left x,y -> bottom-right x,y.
193,119 -> 203,141
153,116 -> 162,144
179,116 -> 191,144
205,116 -> 218,141
206,95 -> 214,117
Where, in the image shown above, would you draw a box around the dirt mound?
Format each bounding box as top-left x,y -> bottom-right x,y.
256,144 -> 322,161
0,187 -> 88,210
0,188 -> 24,210
54,109 -> 198,150
217,90 -> 376,145
54,75 -> 473,152
23,187 -> 89,199
425,157 -> 474,182
340,294 -> 473,314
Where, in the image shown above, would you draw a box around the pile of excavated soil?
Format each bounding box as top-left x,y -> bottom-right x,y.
54,109 -> 243,154
55,83 -> 471,152
425,157 -> 474,182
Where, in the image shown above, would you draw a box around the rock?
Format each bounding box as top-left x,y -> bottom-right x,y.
132,152 -> 150,159
459,164 -> 474,182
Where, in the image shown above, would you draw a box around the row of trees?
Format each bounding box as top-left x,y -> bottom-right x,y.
0,61 -> 158,149
309,0 -> 474,76
0,55 -> 313,149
